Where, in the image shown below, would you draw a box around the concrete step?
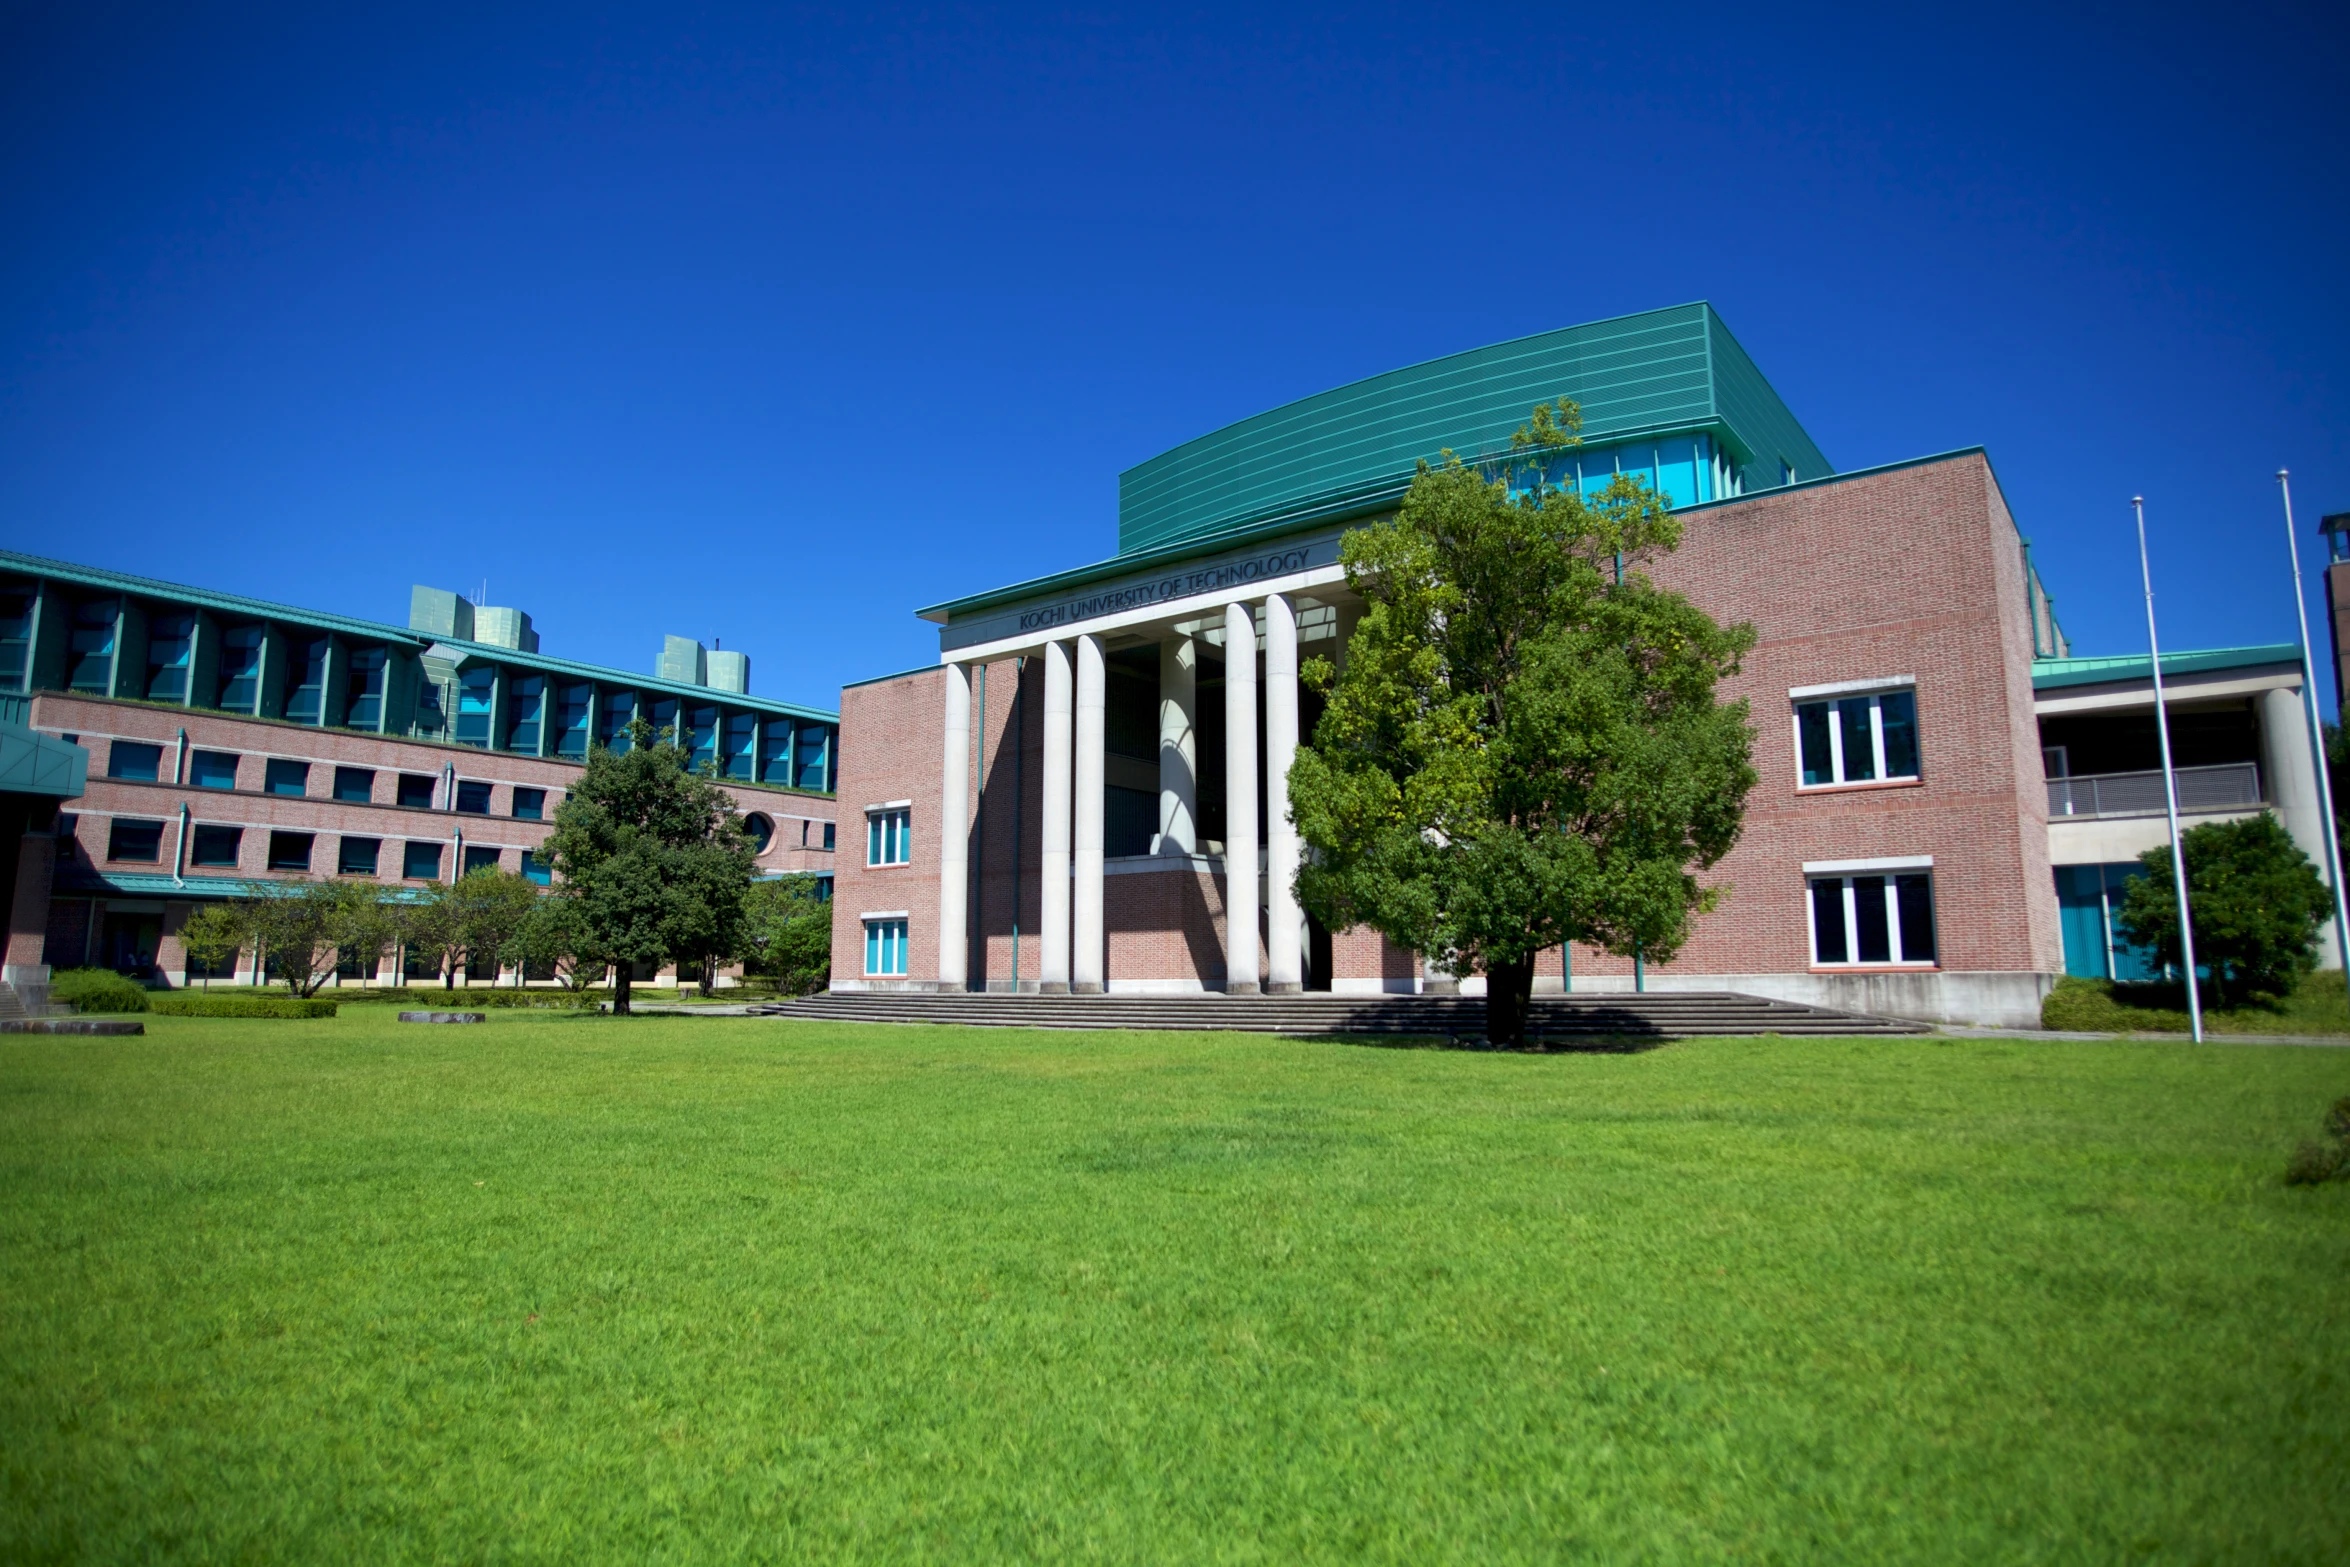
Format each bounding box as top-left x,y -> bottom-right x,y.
0,984 -> 25,1022
751,990 -> 1928,1038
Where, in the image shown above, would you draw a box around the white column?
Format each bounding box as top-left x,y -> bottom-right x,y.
936,659 -> 971,993
1073,634 -> 1107,993
2259,684 -> 2340,968
1224,601 -> 1260,994
1038,640 -> 1073,993
1263,593 -> 1303,993
1158,633 -> 1197,855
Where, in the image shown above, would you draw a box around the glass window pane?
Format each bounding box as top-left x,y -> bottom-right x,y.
268,832 -> 314,871
759,721 -> 792,783
338,836 -> 380,875
506,675 -> 544,753
1655,438 -> 1698,506
1578,448 -> 1616,498
1797,702 -> 1834,786
868,815 -> 882,865
217,625 -> 263,710
107,741 -> 161,782
455,668 -> 495,748
334,767 -> 374,803
397,773 -> 436,809
797,724 -> 830,791
0,586 -> 33,690
1879,690 -> 1918,778
511,786 -> 545,821
69,599 -> 117,692
1853,876 -> 1892,962
344,647 -> 387,729
599,690 -> 637,753
456,781 -> 492,815
147,614 -> 195,701
108,818 -> 164,862
191,825 -> 242,867
1837,698 -> 1877,782
265,758 -> 309,797
556,683 -> 592,758
1895,874 -> 1937,963
285,637 -> 329,723
723,713 -> 756,780
1810,878 -> 1847,964
464,846 -> 500,875
404,841 -> 443,880
522,852 -> 551,886
647,697 -> 679,746
687,706 -> 718,772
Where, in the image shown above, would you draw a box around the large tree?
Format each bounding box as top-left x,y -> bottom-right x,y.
740,873 -> 834,996
536,718 -> 759,1014
1289,401 -> 1758,1045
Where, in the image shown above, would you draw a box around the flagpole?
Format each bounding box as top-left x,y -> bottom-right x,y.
2276,469 -> 2350,974
2135,497 -> 2203,1042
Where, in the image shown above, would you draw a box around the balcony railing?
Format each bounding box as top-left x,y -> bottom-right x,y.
2048,761 -> 2263,819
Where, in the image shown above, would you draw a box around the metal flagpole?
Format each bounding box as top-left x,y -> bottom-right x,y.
2135,497 -> 2203,1042
2276,469 -> 2350,973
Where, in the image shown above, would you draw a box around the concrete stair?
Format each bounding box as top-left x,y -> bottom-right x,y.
0,984 -> 24,1022
753,990 -> 1928,1039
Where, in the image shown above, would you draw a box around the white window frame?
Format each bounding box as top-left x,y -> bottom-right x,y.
1803,857 -> 1937,967
1790,677 -> 1919,789
866,806 -> 911,867
863,916 -> 910,976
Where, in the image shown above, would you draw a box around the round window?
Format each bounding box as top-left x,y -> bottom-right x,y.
743,812 -> 774,852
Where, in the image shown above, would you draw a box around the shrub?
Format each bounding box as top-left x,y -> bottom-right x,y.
2042,977 -> 2192,1034
2285,1095 -> 2350,1186
50,968 -> 151,1013
146,994 -> 338,1019
331,988 -> 597,1010
2115,814 -> 2331,1008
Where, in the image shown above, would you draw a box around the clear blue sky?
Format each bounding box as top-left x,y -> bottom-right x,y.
5,4 -> 2345,713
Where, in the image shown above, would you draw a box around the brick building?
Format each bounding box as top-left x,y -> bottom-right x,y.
832,303 -> 2336,1027
1,554 -> 838,993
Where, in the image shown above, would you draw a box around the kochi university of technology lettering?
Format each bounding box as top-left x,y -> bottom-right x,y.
1015,546 -> 1316,633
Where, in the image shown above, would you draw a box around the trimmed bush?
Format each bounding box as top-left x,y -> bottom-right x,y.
147,994 -> 338,1019
50,968 -> 151,1014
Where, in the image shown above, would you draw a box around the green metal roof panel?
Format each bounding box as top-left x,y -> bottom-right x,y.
1114,303 -> 1827,557
2030,644 -> 2302,691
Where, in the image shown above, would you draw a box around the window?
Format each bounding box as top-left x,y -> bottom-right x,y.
511,786 -> 545,820
507,675 -> 543,753
108,818 -> 164,862
722,712 -> 756,780
647,696 -> 679,745
455,667 -> 495,748
822,822 -> 835,851
598,690 -> 637,753
867,808 -> 910,866
397,773 -> 437,810
403,840 -> 444,880
217,625 -> 263,711
69,598 -> 117,692
2042,745 -> 2069,781
864,918 -> 909,976
338,836 -> 380,875
743,812 -> 773,852
267,831 -> 314,871
414,678 -> 446,735
463,846 -> 501,875
522,851 -> 551,887
190,825 -> 242,868
796,723 -> 831,791
0,585 -> 33,691
1795,686 -> 1919,787
759,721 -> 792,784
107,741 -> 161,782
147,613 -> 195,701
333,767 -> 375,803
1808,869 -> 1937,966
686,705 -> 718,773
190,750 -> 238,790
284,636 -> 329,723
265,758 -> 309,797
345,647 -> 387,729
555,683 -> 592,758
455,780 -> 492,815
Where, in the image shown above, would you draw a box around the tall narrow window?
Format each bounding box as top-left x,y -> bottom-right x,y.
1793,685 -> 1921,788
147,613 -> 195,701
686,705 -> 718,773
69,598 -> 118,693
455,667 -> 495,748
598,690 -> 637,753
867,807 -> 910,867
796,723 -> 831,792
864,918 -> 909,976
344,647 -> 387,729
218,625 -> 264,711
555,683 -> 592,758
1808,870 -> 1937,966
506,675 -> 544,753
0,585 -> 34,691
759,721 -> 793,784
285,636 -> 329,723
647,697 -> 679,746
722,712 -> 756,780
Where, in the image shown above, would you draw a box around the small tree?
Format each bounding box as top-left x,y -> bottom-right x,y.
179,903 -> 245,989
178,881 -> 398,997
537,718 -> 758,1015
509,893 -> 611,991
2116,812 -> 2330,1007
400,881 -> 465,989
1291,400 -> 1758,1045
449,868 -> 542,986
741,874 -> 834,996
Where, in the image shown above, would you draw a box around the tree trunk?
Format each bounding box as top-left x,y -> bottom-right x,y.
613,966 -> 632,1017
1484,955 -> 1536,1047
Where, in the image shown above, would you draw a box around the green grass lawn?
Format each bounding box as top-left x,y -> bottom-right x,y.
2,1015 -> 2345,1563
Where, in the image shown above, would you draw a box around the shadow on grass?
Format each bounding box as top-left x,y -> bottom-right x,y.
1307,1031 -> 1673,1055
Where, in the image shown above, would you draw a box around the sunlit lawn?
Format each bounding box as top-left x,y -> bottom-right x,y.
2,1012 -> 2344,1562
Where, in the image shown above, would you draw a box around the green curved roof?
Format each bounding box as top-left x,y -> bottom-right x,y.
1116,302 -> 1829,557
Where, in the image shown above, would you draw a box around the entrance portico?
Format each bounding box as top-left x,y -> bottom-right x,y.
924,531 -> 1361,995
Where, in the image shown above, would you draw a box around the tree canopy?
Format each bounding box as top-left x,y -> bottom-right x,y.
536,718 -> 759,1014
1289,400 -> 1758,1044
2116,812 -> 2330,1007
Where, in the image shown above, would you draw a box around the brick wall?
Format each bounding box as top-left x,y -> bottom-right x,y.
831,668 -> 946,989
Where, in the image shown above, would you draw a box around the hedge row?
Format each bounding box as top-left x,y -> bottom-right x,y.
332,988 -> 600,1010
147,994 -> 339,1019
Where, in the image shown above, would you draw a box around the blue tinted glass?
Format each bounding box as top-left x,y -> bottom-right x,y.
647,698 -> 679,745
1797,703 -> 1834,785
107,741 -> 160,782
687,705 -> 718,770
511,786 -> 545,820
456,780 -> 492,814
1655,438 -> 1698,507
600,691 -> 636,753
190,751 -> 238,789
796,724 -> 830,791
1879,690 -> 1918,778
455,668 -> 494,748
218,626 -> 263,710
1837,698 -> 1876,782
1810,878 -> 1847,964
404,841 -> 443,880
268,832 -> 314,871
1895,874 -> 1936,963
147,614 -> 194,700
1578,449 -> 1616,497
334,767 -> 373,803
285,637 -> 329,723
506,675 -> 543,753
344,647 -> 386,728
1617,444 -> 1656,495
463,846 -> 500,875
759,722 -> 792,783
723,713 -> 756,779
522,852 -> 551,886
108,818 -> 163,861
338,836 -> 379,875
192,825 -> 242,867
265,758 -> 308,797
